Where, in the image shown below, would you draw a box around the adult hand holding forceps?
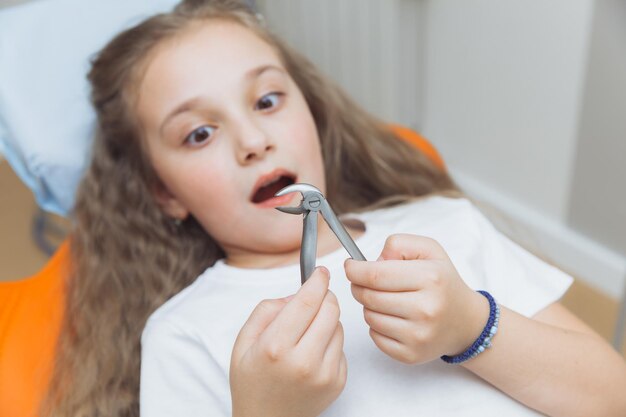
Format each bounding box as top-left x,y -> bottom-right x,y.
275,183 -> 366,284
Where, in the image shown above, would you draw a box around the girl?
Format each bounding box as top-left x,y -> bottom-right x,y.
43,0 -> 626,416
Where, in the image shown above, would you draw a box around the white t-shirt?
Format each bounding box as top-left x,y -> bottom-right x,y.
140,196 -> 572,417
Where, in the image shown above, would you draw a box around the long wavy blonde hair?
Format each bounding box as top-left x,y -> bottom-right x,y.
42,0 -> 458,415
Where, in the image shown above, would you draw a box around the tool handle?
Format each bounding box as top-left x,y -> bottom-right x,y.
301,210 -> 318,284
321,200 -> 366,261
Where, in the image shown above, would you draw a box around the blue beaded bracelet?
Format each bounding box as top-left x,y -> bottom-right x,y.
441,290 -> 500,364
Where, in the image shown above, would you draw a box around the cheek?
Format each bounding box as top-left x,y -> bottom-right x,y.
154,150 -> 234,211
302,128 -> 326,187
282,94 -> 320,149
284,108 -> 324,168
181,177 -> 246,243
176,163 -> 235,211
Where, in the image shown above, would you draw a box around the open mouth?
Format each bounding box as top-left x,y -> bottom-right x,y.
250,170 -> 296,204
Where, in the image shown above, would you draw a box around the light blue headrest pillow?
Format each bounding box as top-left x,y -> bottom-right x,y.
0,0 -> 180,216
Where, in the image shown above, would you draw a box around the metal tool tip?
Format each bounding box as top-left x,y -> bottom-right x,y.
275,183 -> 321,197
275,206 -> 305,215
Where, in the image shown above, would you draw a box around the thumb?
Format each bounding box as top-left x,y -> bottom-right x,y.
232,297 -> 291,357
378,233 -> 445,261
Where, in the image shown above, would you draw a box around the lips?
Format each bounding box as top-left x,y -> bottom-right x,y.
250,168 -> 297,205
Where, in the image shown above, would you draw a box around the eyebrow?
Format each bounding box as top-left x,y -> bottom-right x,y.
159,64 -> 286,135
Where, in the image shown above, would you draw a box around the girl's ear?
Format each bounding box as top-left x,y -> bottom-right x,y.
153,183 -> 189,221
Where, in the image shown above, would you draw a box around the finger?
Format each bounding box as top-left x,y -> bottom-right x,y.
369,328 -> 415,364
333,351 -> 348,391
263,267 -> 330,347
337,352 -> 348,385
350,284 -> 416,318
320,323 -> 346,386
379,234 -> 446,261
296,291 -> 341,360
345,258 -> 437,291
362,308 -> 410,343
321,321 -> 344,368
233,297 -> 290,357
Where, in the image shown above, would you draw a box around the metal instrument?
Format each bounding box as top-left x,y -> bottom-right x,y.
275,183 -> 366,284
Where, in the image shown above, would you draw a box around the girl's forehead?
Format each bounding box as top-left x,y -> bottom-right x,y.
137,20 -> 285,97
149,20 -> 284,83
162,20 -> 281,67
135,20 -> 288,133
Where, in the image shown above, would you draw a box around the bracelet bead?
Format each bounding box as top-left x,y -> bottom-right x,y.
441,290 -> 499,364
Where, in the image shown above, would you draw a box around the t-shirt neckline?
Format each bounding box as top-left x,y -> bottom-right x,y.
208,212 -> 380,285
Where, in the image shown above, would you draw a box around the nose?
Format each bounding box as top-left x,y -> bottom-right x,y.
233,119 -> 274,164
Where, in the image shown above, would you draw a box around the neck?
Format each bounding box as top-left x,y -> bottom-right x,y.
225,218 -> 365,270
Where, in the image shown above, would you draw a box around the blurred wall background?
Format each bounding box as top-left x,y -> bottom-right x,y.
257,0 -> 626,299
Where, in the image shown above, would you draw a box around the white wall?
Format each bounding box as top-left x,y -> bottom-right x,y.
0,0 -> 35,9
422,0 -> 593,221
253,0 -> 626,298
258,0 -> 426,128
569,0 -> 626,256
421,0 -> 626,297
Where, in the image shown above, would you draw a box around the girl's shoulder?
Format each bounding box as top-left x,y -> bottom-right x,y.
351,195 -> 475,229
143,266 -> 219,336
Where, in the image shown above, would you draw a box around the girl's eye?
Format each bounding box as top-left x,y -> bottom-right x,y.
184,125 -> 215,146
255,92 -> 282,111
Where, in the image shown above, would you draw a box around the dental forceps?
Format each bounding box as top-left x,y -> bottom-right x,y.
275,183 -> 366,284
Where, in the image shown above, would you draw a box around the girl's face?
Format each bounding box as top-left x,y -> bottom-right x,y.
135,21 -> 325,268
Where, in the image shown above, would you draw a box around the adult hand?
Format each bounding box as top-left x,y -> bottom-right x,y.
345,234 -> 488,364
230,267 -> 347,417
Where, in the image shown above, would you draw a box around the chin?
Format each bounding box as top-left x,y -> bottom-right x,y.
265,233 -> 303,253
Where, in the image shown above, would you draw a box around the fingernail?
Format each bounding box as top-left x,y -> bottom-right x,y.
317,266 -> 329,276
